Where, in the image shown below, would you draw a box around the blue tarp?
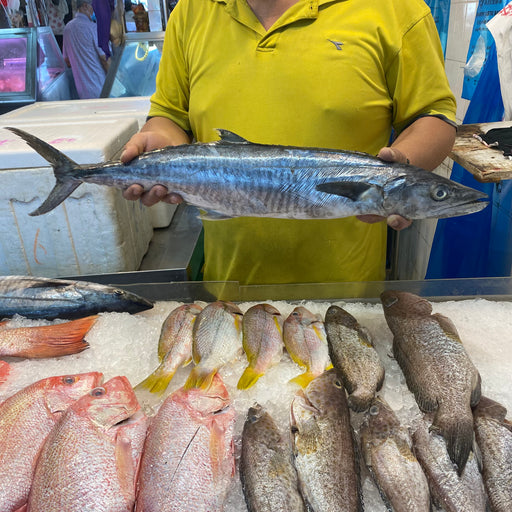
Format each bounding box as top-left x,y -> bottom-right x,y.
426,41 -> 508,279
425,0 -> 451,56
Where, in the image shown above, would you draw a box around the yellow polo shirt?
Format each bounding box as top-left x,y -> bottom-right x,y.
149,0 -> 456,285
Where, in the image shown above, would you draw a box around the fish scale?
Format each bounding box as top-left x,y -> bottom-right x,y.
6,127 -> 488,220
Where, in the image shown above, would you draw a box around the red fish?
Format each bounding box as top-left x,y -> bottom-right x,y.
0,361 -> 10,386
0,372 -> 103,511
27,376 -> 146,511
0,315 -> 97,358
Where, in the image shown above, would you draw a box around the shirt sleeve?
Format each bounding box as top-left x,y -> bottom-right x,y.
148,2 -> 191,132
387,12 -> 457,134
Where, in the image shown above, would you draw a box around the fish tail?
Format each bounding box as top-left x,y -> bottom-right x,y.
6,127 -> 83,216
184,366 -> 217,390
0,315 -> 97,358
134,363 -> 176,396
432,406 -> 473,475
289,371 -> 317,388
237,366 -> 263,390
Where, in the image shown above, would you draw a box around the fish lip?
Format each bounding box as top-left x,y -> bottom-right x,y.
434,197 -> 489,218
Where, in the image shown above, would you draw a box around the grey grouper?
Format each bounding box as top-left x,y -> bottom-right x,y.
380,290 -> 481,475
6,127 -> 488,220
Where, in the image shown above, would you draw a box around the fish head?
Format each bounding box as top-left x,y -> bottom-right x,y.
73,375 -> 140,430
244,403 -> 281,441
381,171 -> 489,220
362,396 -> 401,437
324,305 -> 359,329
44,372 -> 104,414
291,369 -> 345,429
380,290 -> 432,319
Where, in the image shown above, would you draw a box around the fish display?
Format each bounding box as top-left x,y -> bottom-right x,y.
238,303 -> 283,390
283,306 -> 331,387
0,372 -> 103,512
135,373 -> 235,511
27,376 -> 146,511
360,397 -> 430,512
135,303 -> 202,395
184,301 -> 243,390
0,275 -> 153,320
473,396 -> 512,512
412,419 -> 488,512
291,369 -> 362,512
324,305 -> 384,411
380,290 -> 481,474
0,315 -> 97,358
240,403 -> 306,512
7,126 -> 488,220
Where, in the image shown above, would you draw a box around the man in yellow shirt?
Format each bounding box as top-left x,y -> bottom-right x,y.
121,0 -> 457,285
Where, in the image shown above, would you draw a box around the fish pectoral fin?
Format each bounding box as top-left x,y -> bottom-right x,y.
315,181 -> 381,201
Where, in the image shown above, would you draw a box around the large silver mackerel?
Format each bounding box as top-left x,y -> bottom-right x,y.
7,127 -> 488,219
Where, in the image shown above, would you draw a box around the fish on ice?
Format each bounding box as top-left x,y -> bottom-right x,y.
324,305 -> 385,411
380,290 -> 481,475
238,303 -> 283,390
0,275 -> 153,320
0,372 -> 103,511
240,403 -> 306,512
7,127 -> 488,220
27,376 -> 146,512
0,315 -> 97,358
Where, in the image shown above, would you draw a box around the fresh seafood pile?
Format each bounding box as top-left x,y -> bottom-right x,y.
0,289 -> 511,511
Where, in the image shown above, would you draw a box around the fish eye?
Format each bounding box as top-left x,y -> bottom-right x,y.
334,379 -> 343,389
430,184 -> 449,201
290,425 -> 299,434
62,376 -> 76,384
90,387 -> 106,397
369,405 -> 379,415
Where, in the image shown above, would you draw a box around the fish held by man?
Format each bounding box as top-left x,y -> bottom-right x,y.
380,290 -> 481,475
7,126 -> 488,220
0,275 -> 153,320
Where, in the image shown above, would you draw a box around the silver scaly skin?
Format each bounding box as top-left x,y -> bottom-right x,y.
473,396 -> 512,512
6,127 -> 488,220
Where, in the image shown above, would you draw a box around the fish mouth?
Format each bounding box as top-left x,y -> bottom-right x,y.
436,193 -> 489,218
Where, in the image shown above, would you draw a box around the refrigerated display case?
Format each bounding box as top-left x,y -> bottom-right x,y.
0,27 -> 72,114
101,31 -> 164,98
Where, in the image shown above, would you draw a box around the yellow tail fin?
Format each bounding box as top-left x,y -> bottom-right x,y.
134,364 -> 176,396
184,366 -> 217,390
237,367 -> 263,390
289,371 -> 316,388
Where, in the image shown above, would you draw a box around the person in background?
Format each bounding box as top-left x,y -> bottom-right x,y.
121,0 -> 457,286
63,0 -> 108,99
92,0 -> 114,58
47,0 -> 68,49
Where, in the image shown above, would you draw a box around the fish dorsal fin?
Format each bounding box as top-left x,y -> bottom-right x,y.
316,181 -> 379,202
215,129 -> 250,144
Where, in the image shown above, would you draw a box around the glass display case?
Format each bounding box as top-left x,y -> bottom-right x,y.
0,28 -> 37,113
0,27 -> 73,115
101,31 -> 164,98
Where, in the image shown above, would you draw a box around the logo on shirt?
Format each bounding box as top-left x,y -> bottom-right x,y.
328,39 -> 344,51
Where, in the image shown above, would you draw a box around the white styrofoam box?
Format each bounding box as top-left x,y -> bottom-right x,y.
0,119 -> 154,277
1,97 -> 152,129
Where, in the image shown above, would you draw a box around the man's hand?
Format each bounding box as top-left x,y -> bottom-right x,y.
120,119 -> 189,207
356,146 -> 413,231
